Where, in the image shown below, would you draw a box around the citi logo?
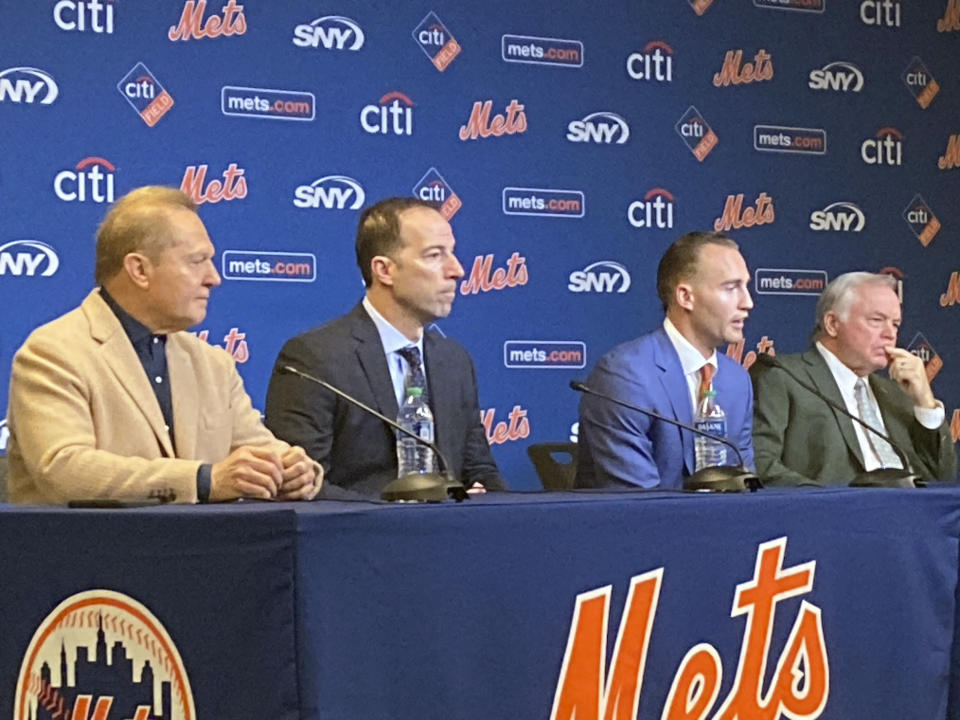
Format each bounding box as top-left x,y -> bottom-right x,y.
0,67 -> 59,105
712,49 -> 773,87
181,163 -> 247,205
568,261 -> 631,293
168,0 -> 246,41
903,194 -> 940,247
123,75 -> 156,99
808,61 -> 864,92
460,252 -> 528,295
412,167 -> 461,220
293,175 -> 365,210
861,0 -> 901,26
53,0 -> 114,33
675,106 -> 718,162
906,332 -> 943,382
0,240 -> 60,277
628,188 -> 674,229
809,202 -> 866,232
714,192 -> 775,231
360,92 -> 413,136
54,157 -> 116,203
293,15 -> 364,50
938,134 -> 960,170
902,57 -> 939,109
459,99 -> 527,141
566,112 -> 629,144
938,0 -> 960,31
861,127 -> 903,166
626,41 -> 673,82
413,12 -> 460,71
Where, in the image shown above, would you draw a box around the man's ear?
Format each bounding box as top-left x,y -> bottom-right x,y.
122,253 -> 151,290
675,282 -> 695,312
822,311 -> 840,338
370,255 -> 394,287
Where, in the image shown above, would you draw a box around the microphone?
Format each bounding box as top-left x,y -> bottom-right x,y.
751,353 -> 921,488
282,365 -> 466,502
570,380 -> 760,493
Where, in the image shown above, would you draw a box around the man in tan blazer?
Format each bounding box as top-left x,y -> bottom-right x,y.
6,186 -> 321,504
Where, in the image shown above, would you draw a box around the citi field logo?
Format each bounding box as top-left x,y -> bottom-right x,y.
568,261 -> 631,293
938,133 -> 960,170
628,188 -> 674,229
0,240 -> 60,277
169,0 -> 245,41
460,252 -> 528,295
293,175 -> 365,210
903,57 -> 939,108
502,188 -> 584,218
754,125 -> 826,154
939,0 -> 960,31
413,11 -> 460,71
861,0 -> 901,26
861,127 -> 902,166
293,15 -> 364,50
221,86 -> 315,121
504,341 -> 586,369
566,112 -> 629,144
361,92 -> 413,136
117,63 -> 173,127
754,0 -> 825,11
941,271 -> 960,307
14,591 -> 195,720
809,201 -> 865,232
413,167 -> 461,220
675,106 -> 718,161
459,99 -> 527,141
53,0 -> 114,33
501,34 -> 583,67
54,157 -> 116,203
808,61 -> 864,92
627,41 -> 673,82
713,49 -> 773,87
907,331 -> 944,382
221,251 -> 316,282
714,192 -> 775,231
180,163 -> 246,205
0,67 -> 59,105
194,327 -> 249,362
903,194 -> 940,246
482,405 -> 531,445
689,0 -> 715,15
755,269 -> 827,295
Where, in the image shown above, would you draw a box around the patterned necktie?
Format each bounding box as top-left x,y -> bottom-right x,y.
397,345 -> 431,408
698,364 -> 714,401
853,378 -> 902,469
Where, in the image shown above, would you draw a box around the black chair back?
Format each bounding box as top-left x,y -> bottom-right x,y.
527,443 -> 578,490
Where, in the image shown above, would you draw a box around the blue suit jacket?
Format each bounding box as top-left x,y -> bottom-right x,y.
576,327 -> 754,489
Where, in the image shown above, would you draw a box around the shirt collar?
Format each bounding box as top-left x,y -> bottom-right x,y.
99,287 -> 160,346
663,318 -> 717,377
815,341 -> 860,391
362,295 -> 423,355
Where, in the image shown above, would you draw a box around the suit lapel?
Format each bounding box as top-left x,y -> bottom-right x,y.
653,328 -> 695,474
423,331 -> 452,451
352,305 -> 400,420
801,348 -> 864,470
167,335 -> 198,459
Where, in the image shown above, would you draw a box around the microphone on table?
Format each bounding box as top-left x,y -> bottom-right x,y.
751,353 -> 921,488
282,365 -> 466,502
569,380 -> 761,493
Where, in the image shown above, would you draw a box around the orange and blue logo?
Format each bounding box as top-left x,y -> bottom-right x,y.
460,252 -> 528,295
459,99 -> 527,141
907,332 -> 944,381
939,134 -> 960,170
481,406 -> 531,445
413,167 -> 461,220
180,163 -> 247,205
902,57 -> 939,109
714,192 -> 775,231
713,48 -> 774,87
688,0 -> 715,15
903,194 -> 940,246
413,12 -> 460,71
675,106 -> 717,161
117,63 -> 173,127
939,0 -> 960,31
168,0 -> 246,42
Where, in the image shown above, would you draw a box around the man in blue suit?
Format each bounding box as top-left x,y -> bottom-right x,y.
576,231 -> 755,489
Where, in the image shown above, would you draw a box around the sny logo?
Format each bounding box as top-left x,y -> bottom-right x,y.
903,194 -> 941,246
906,332 -> 944,382
117,62 -> 173,127
413,167 -> 461,220
169,0 -> 246,41
294,175 -> 365,210
481,406 -> 530,445
715,192 -> 775,231
0,67 -> 58,105
940,271 -> 960,307
293,15 -> 364,50
501,34 -> 583,67
809,201 -> 865,232
627,41 -> 673,82
568,261 -> 631,293
939,0 -> 960,31
180,163 -> 246,205
413,12 -> 460,71
902,57 -> 939,108
361,92 -> 413,135
54,157 -> 116,203
938,133 -> 960,170
459,99 -> 526,141
0,240 -> 60,277
53,0 -> 114,33
460,253 -> 528,295
628,188 -> 674,229
861,127 -> 902,166
566,112 -> 629,144
713,48 -> 773,87
675,106 -> 718,161
503,188 -> 584,218
808,61 -> 864,92
861,0 -> 901,26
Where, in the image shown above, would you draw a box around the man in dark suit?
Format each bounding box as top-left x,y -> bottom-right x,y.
265,197 -> 503,497
576,231 -> 755,489
750,272 -> 956,486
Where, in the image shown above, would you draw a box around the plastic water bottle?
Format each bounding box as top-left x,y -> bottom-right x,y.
396,387 -> 436,476
694,390 -> 728,470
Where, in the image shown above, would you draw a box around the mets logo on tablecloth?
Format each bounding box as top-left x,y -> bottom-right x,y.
15,590 -> 195,720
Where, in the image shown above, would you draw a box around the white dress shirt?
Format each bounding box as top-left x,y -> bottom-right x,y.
362,296 -> 426,408
663,318 -> 719,415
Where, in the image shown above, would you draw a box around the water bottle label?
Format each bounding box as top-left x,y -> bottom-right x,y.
696,420 -> 726,437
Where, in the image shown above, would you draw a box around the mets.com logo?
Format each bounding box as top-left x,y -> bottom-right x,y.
755,269 -> 827,295
754,125 -> 826,154
221,86 -> 314,121
14,590 -> 195,720
504,341 -> 586,369
501,34 -> 583,67
221,251 -> 316,282
503,188 -> 583,218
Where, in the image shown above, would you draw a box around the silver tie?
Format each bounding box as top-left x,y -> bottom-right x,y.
853,378 -> 902,469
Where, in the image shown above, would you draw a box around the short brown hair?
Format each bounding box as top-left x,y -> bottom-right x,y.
355,197 -> 439,287
656,231 -> 739,311
94,186 -> 198,285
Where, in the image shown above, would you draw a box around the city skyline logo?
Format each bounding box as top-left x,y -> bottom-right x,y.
221,251 -> 316,282
861,0 -> 901,26
568,261 -> 631,293
714,192 -> 775,231
53,0 -> 114,33
502,188 -> 584,218
459,99 -> 527,141
221,86 -> 315,121
628,188 -> 674,229
902,57 -> 939,109
754,125 -> 826,154
755,269 -> 827,295
566,111 -> 629,144
713,48 -> 774,87
293,175 -> 365,210
903,194 -> 940,246
293,15 -> 364,50
627,41 -> 673,82
504,341 -> 586,369
907,331 -> 944,381
54,157 -> 116,203
809,201 -> 865,232
413,11 -> 460,71
169,0 -> 246,41
360,91 -> 414,136
808,61 -> 864,92
861,127 -> 903,166
0,240 -> 60,277
412,167 -> 461,220
675,106 -> 718,161
0,67 -> 59,105
460,252 -> 528,295
501,34 -> 583,67
117,62 -> 173,127
180,163 -> 247,205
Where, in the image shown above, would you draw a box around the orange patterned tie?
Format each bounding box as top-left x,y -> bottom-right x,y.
698,364 -> 714,400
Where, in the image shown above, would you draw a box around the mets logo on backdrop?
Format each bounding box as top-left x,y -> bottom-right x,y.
117,63 -> 173,127
675,106 -> 717,161
14,590 -> 195,720
903,194 -> 940,246
715,192 -> 775,231
459,99 -> 527,141
939,133 -> 960,170
168,0 -> 246,41
939,0 -> 960,30
902,57 -> 939,108
907,332 -> 944,381
413,167 -> 461,220
413,11 -> 460,71
460,252 -> 528,295
688,0 -> 714,15
941,271 -> 960,308
180,163 -> 247,205
713,48 -> 773,87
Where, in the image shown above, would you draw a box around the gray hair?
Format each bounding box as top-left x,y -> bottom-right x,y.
812,271 -> 898,340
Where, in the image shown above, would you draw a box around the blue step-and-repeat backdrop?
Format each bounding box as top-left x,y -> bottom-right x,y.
1,0 -> 958,489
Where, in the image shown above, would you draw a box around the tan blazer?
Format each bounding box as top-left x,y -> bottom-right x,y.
6,290 -> 288,504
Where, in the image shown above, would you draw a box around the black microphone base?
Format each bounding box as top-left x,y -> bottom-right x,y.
849,468 -> 923,489
381,472 -> 467,502
684,466 -> 762,493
